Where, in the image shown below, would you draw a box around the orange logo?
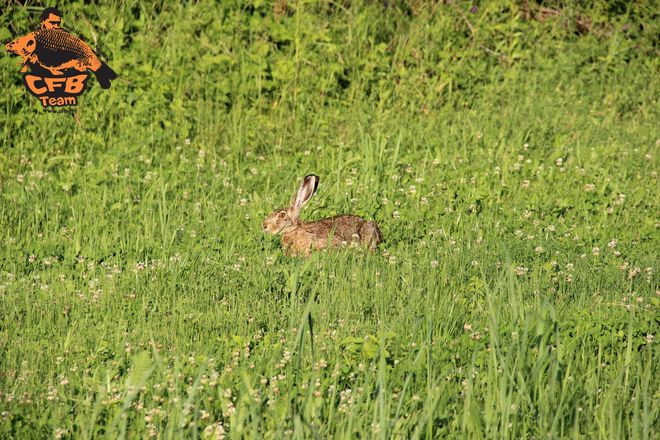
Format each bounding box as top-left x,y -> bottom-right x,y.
4,7 -> 117,111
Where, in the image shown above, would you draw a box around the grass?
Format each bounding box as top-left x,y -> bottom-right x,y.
0,0 -> 658,438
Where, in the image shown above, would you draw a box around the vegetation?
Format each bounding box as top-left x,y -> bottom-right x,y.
0,0 -> 658,438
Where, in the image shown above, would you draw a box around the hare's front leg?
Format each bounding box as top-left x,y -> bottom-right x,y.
281,234 -> 295,256
282,233 -> 311,257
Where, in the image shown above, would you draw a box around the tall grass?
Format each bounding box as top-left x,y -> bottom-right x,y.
0,0 -> 658,438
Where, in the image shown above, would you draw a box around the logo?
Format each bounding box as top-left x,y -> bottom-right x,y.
4,7 -> 117,111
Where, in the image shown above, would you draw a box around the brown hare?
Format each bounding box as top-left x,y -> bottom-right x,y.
262,174 -> 383,256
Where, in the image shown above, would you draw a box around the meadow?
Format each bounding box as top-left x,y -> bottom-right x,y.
0,0 -> 658,438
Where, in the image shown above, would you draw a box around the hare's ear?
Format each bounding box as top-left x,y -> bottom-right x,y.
289,174 -> 319,221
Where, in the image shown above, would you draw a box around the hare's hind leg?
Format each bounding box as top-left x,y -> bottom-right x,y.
359,221 -> 382,251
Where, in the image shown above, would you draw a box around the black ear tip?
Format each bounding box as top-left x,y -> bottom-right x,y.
305,174 -> 319,191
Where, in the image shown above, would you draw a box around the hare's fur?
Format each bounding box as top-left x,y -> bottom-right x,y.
262,175 -> 382,256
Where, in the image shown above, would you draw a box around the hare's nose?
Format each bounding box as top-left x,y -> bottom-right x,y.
261,222 -> 268,231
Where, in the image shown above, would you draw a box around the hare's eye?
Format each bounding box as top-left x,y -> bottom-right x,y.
278,212 -> 286,219
27,39 -> 34,46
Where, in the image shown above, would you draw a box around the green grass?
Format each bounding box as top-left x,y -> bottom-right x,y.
0,0 -> 658,438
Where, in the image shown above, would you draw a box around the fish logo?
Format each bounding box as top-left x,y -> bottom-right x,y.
4,7 -> 117,110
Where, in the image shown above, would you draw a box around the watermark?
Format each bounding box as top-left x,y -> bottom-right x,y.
4,7 -> 117,111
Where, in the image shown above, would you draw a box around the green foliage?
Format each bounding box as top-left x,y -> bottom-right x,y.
0,0 -> 658,438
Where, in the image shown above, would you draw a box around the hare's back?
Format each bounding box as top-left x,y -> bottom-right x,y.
303,215 -> 366,240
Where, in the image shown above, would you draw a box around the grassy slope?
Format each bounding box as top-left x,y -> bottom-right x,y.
0,1 -> 658,438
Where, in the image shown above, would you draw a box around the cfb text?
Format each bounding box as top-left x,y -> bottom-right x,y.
22,74 -> 89,107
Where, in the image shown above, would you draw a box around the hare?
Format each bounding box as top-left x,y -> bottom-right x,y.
262,174 -> 383,256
